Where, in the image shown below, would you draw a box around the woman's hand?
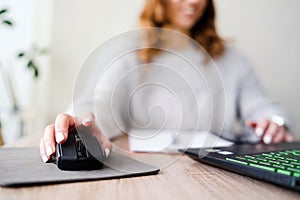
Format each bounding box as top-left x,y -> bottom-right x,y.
39,113 -> 112,162
247,118 -> 293,144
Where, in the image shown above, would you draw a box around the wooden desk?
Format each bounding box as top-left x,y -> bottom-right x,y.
0,136 -> 299,200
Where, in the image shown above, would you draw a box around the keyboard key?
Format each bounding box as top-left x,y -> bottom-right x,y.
277,159 -> 289,163
286,158 -> 298,162
264,157 -> 276,161
277,152 -> 289,156
269,161 -> 280,165
225,149 -> 300,176
225,158 -> 248,165
245,155 -> 255,159
274,156 -> 285,160
246,159 -> 259,163
262,153 -> 273,157
259,161 -> 271,166
291,162 -> 300,166
249,163 -> 275,172
256,158 -> 268,162
287,167 -> 300,173
235,156 -> 247,160
285,150 -> 296,154
276,169 -> 291,176
271,164 -> 285,170
281,163 -> 295,168
292,152 -> 300,156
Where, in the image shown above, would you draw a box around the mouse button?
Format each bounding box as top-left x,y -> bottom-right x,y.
60,132 -> 78,159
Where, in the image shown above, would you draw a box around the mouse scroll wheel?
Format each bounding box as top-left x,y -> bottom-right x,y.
74,136 -> 82,151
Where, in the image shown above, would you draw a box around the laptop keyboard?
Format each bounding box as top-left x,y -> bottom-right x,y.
225,149 -> 300,177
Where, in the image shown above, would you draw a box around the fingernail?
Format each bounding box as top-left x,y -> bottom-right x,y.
263,135 -> 272,144
46,146 -> 53,157
104,148 -> 110,158
82,116 -> 92,124
255,127 -> 264,137
42,154 -> 49,163
56,132 -> 65,143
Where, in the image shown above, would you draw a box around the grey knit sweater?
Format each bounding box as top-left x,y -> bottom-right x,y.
69,44 -> 290,143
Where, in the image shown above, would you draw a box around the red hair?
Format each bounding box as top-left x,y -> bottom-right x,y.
139,0 -> 224,63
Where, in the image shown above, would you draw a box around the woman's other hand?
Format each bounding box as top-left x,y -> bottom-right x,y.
247,118 -> 293,144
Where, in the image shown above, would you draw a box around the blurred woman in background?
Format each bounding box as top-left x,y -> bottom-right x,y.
39,0 -> 293,162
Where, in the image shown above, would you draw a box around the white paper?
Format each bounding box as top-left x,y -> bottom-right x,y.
128,129 -> 233,153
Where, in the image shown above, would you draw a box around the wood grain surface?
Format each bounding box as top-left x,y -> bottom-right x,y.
0,136 -> 299,200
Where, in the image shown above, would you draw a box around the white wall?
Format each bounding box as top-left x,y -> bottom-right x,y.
215,0 -> 300,136
48,0 -> 144,119
0,0 -> 54,144
0,0 -> 36,143
46,0 -> 300,138
0,0 -> 35,108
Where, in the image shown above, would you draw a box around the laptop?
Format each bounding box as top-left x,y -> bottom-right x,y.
180,141 -> 300,192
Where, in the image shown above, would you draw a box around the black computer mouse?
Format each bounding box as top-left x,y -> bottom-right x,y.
52,128 -> 105,171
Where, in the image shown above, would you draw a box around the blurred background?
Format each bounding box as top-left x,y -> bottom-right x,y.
0,0 -> 299,146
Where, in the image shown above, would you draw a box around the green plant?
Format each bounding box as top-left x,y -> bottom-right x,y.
0,8 -> 13,26
17,47 -> 48,78
1,8 -> 46,78
0,7 -> 48,144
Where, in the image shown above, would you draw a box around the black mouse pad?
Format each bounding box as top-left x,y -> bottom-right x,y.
0,148 -> 160,187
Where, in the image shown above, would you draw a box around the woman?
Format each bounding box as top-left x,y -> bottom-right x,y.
39,0 -> 293,162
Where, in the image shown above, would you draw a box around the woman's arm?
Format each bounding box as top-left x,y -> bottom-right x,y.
237,57 -> 293,143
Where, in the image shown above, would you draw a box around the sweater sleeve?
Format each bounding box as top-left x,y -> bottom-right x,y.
237,56 -> 292,140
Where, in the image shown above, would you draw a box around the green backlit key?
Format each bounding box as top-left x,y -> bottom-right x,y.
249,163 -> 275,172
225,148 -> 300,177
225,158 -> 248,165
277,169 -> 291,176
